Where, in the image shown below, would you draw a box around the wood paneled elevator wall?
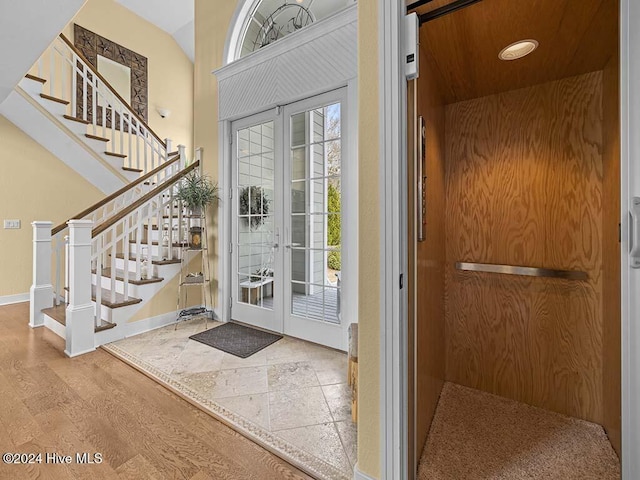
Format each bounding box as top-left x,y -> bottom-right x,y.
412,0 -> 621,459
444,72 -> 605,423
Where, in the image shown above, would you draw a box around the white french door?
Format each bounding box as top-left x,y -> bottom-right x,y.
231,110 -> 283,333
231,89 -> 347,350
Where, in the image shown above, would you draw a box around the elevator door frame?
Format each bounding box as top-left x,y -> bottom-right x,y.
620,0 -> 639,477
381,1 -> 639,480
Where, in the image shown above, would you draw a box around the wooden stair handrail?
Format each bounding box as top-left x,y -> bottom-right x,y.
92,160 -> 200,237
52,154 -> 181,235
58,33 -> 167,149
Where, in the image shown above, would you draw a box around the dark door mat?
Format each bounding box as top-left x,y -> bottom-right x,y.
189,322 -> 283,358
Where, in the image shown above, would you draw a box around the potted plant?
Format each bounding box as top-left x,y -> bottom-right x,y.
176,171 -> 220,217
175,171 -> 219,248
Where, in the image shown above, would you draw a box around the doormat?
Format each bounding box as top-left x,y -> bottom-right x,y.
189,322 -> 283,358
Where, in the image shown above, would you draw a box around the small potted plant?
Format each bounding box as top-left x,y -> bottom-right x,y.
175,171 -> 219,248
176,171 -> 220,217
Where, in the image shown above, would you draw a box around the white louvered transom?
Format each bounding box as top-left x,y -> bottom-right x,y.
215,6 -> 357,121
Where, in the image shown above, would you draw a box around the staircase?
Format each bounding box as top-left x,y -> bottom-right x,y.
31,153 -> 204,356
18,34 -> 206,356
1,34 -> 174,193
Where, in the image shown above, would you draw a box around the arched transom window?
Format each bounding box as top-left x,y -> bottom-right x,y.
236,0 -> 355,59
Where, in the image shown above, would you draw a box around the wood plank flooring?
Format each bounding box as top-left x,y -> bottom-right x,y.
0,302 -> 313,480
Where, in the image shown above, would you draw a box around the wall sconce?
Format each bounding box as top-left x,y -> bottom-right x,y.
157,107 -> 171,119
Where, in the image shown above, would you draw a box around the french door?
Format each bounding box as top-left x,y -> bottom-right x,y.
231,89 -> 346,350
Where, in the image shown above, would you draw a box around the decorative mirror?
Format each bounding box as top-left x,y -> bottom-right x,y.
74,24 -> 148,126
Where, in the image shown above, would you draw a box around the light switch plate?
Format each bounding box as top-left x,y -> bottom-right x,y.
3,220 -> 21,229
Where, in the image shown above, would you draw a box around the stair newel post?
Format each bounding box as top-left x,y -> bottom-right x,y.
65,220 -> 95,357
29,222 -> 54,328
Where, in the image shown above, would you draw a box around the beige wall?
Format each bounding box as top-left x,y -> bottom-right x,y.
193,1 -> 381,476
64,0 -> 194,155
194,0 -> 239,308
357,0 -> 380,477
0,115 -> 103,297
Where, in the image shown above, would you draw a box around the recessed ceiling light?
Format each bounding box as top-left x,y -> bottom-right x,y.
499,39 -> 539,61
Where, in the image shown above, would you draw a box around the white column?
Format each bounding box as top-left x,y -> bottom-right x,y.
165,137 -> 173,157
29,221 -> 53,328
178,144 -> 187,169
65,220 -> 95,357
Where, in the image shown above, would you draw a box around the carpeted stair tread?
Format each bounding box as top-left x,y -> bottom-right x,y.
417,382 -> 621,480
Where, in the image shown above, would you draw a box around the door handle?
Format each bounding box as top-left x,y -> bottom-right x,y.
631,197 -> 640,268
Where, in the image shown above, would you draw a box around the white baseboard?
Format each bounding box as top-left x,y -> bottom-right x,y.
126,310 -> 183,337
0,293 -> 29,306
353,463 -> 377,480
96,309 -> 211,346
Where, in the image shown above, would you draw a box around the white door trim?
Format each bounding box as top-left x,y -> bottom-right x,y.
379,0 -> 408,479
620,0 -> 639,477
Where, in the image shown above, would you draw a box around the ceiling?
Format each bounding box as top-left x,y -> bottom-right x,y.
413,0 -> 618,104
115,0 -> 355,63
115,0 -> 194,61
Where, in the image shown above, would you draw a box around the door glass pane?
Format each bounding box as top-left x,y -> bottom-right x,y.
237,121 -> 275,310
289,102 -> 342,324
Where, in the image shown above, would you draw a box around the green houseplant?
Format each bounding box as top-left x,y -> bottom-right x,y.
176,171 -> 220,216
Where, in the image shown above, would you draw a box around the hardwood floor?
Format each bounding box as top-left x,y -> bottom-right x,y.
0,302 -> 314,480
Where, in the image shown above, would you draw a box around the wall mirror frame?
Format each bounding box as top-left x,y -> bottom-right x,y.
74,24 -> 148,128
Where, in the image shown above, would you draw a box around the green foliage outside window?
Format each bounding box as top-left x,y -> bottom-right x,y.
327,183 -> 341,270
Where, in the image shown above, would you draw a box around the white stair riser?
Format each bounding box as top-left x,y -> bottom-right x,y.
92,273 -> 146,295
129,242 -> 182,258
20,78 -> 46,97
112,256 -> 163,275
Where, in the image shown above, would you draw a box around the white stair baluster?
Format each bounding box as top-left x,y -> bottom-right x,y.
95,235 -> 102,329
123,216 -> 130,300
71,52 -> 77,116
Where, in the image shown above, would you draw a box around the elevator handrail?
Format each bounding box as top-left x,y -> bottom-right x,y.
455,262 -> 588,280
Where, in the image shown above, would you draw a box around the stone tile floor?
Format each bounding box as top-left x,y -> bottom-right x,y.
106,317 -> 356,479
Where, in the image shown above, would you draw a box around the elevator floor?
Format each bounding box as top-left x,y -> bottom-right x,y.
418,383 -> 620,480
